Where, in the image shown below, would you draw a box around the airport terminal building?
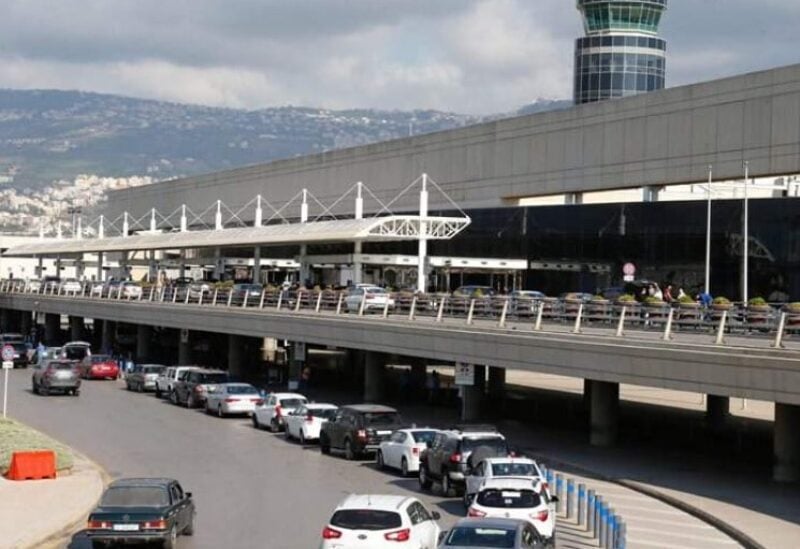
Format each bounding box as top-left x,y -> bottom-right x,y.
97,63 -> 800,303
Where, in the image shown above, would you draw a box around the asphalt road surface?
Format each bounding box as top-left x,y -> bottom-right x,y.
7,369 -> 576,549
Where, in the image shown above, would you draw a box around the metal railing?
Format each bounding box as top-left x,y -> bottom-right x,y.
2,280 -> 798,349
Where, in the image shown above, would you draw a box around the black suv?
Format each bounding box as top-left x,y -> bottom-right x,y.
419,425 -> 509,497
171,369 -> 228,408
320,404 -> 403,460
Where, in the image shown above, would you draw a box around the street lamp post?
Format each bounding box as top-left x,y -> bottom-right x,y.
743,161 -> 749,304
705,165 -> 712,295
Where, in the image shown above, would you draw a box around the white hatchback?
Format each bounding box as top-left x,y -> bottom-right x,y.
205,383 -> 263,417
252,392 -> 308,432
344,286 -> 395,313
284,403 -> 338,444
377,428 -> 440,477
320,494 -> 440,549
464,457 -> 547,506
467,478 -> 555,543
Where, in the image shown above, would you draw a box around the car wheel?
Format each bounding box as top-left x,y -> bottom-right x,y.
401,457 -> 409,477
91,541 -> 107,549
72,389 -> 80,396
442,474 -> 453,497
125,381 -> 132,391
31,379 -> 37,394
252,414 -> 261,429
183,513 -> 195,536
163,525 -> 178,549
419,465 -> 432,490
137,382 -> 144,393
320,435 -> 331,455
270,418 -> 280,433
463,491 -> 473,509
376,451 -> 385,469
155,387 -> 162,398
344,439 -> 356,461
169,391 -> 177,405
186,393 -> 194,408
298,431 -> 306,446
217,406 -> 224,418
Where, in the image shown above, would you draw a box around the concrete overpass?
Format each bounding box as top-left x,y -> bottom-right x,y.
2,289 -> 799,482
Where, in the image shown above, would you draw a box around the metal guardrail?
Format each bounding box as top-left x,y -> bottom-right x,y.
541,465 -> 626,548
1,280 -> 798,349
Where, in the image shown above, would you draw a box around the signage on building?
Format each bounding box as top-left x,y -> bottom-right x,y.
454,363 -> 474,386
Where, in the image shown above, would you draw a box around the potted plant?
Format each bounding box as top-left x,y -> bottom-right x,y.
784,302 -> 800,325
644,295 -> 666,308
677,294 -> 699,308
711,296 -> 732,311
587,294 -> 609,317
747,297 -> 770,312
616,293 -> 636,305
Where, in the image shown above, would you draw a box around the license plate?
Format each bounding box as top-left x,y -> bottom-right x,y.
112,523 -> 140,531
377,430 -> 392,435
56,372 -> 71,379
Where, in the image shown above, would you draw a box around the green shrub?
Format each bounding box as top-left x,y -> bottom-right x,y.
644,296 -> 665,305
617,294 -> 636,303
748,297 -> 768,307
678,294 -> 695,304
786,302 -> 800,312
712,296 -> 731,305
0,418 -> 74,474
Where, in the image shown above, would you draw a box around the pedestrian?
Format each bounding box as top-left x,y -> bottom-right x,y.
697,291 -> 712,308
677,287 -> 687,300
653,284 -> 663,301
663,285 -> 674,303
300,365 -> 311,391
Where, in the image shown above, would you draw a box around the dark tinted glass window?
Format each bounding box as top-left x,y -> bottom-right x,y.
330,510 -> 402,530
411,430 -> 438,445
227,385 -> 258,395
461,437 -> 508,454
279,398 -> 307,407
101,486 -> 169,507
444,526 -> 516,548
363,412 -> 401,425
310,408 -> 337,419
198,373 -> 228,383
477,489 -> 541,509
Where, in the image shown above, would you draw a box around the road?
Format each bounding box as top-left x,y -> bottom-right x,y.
7,369 -> 588,549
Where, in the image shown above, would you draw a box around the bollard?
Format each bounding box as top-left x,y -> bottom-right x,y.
243,292 -> 249,309
315,292 -> 322,313
616,519 -> 626,549
466,299 -> 475,325
594,496 -> 603,541
498,299 -> 508,328
335,293 -> 344,315
409,295 -> 417,321
616,306 -> 626,337
294,291 -> 302,312
662,307 -> 674,340
436,298 -> 445,323
587,489 -> 596,533
260,290 -> 266,309
276,290 -> 284,310
227,290 -> 233,307
184,289 -> 190,304
577,483 -> 586,526
714,309 -> 728,345
171,289 -> 177,303
383,299 -> 390,318
565,478 -> 575,519
605,507 -> 615,549
149,287 -> 155,302
198,290 -> 204,306
773,312 -> 786,349
572,303 -> 584,334
212,288 -> 218,306
598,501 -> 607,547
533,301 -> 544,331
554,474 -> 564,514
160,288 -> 166,303
358,291 -> 367,316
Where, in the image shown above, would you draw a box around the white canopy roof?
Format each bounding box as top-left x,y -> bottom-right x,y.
3,215 -> 470,257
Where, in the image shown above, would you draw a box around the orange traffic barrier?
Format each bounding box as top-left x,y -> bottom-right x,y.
6,450 -> 57,480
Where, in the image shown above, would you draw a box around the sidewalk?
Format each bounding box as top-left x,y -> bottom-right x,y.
0,451 -> 104,549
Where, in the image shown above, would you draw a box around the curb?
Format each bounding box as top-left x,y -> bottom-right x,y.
523,448 -> 763,549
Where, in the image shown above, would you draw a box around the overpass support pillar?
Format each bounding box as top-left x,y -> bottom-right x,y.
706,395 -> 729,429
69,316 -> 84,341
487,366 -> 506,414
101,320 -> 115,353
253,247 -> 262,284
588,380 -> 619,447
774,403 -> 800,482
228,335 -> 244,380
44,314 -> 60,345
461,365 -> 486,422
364,351 -> 385,402
136,325 -> 152,362
0,309 -> 9,333
178,329 -> 192,365
20,311 -> 32,338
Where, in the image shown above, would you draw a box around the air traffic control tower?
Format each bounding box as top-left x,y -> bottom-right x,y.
574,0 -> 667,104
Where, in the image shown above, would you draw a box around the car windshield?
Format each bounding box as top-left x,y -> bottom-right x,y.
92,355 -> 111,363
227,385 -> 258,395
64,347 -> 89,360
363,412 -> 401,425
309,408 -> 337,419
279,398 -> 307,408
198,373 -> 228,383
491,463 -> 538,477
411,430 -> 438,445
461,437 -> 507,454
143,366 -> 164,374
330,510 -> 402,531
477,489 -> 541,509
100,486 -> 169,507
445,526 -> 517,548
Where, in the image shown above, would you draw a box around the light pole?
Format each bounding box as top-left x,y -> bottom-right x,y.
743,161 -> 749,304
704,165 -> 712,295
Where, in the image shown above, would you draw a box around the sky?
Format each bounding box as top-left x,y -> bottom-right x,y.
0,0 -> 797,114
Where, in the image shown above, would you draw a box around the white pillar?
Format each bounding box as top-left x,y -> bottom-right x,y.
353,182 -> 364,285
743,161 -> 749,303
704,166 -> 712,295
215,200 -> 223,230
97,252 -> 104,281
56,221 -> 63,239
180,205 -> 187,232
76,215 -> 82,239
98,215 -> 105,239
300,189 -> 309,284
417,174 -> 429,293
255,195 -> 263,227
39,219 -> 45,239
150,208 -> 157,233
122,212 -> 129,237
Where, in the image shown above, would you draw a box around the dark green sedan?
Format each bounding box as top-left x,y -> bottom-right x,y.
86,478 -> 195,548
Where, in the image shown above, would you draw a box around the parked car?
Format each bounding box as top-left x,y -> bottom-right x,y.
171,368 -> 228,408
344,286 -> 395,312
8,341 -> 32,368
126,364 -> 165,392
86,478 -> 195,549
419,425 -> 509,497
26,279 -> 42,292
377,428 -> 440,477
231,283 -> 263,302
61,341 -> 92,362
204,383 -> 262,416
464,457 -> 547,507
119,281 -> 143,299
252,392 -> 308,432
320,404 -> 404,460
81,354 -> 120,380
454,286 -> 496,298
0,333 -> 25,344
61,278 -> 83,294
283,403 -> 338,444
510,291 -> 547,315
154,366 -> 200,398
320,494 -> 440,549
187,281 -> 212,300
467,478 -> 555,545
31,360 -> 81,396
438,517 -> 547,548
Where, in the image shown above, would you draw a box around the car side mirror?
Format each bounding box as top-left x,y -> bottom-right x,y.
185,492 -> 192,499
431,511 -> 441,521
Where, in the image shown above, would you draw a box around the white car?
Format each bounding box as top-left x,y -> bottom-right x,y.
377,428 -> 440,477
154,365 -> 201,398
320,494 -> 440,549
119,281 -> 143,299
467,478 -> 555,544
464,457 -> 546,506
284,403 -> 338,444
205,383 -> 263,417
252,392 -> 308,432
344,286 -> 395,312
188,281 -> 212,300
26,279 -> 42,292
61,279 -> 83,294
